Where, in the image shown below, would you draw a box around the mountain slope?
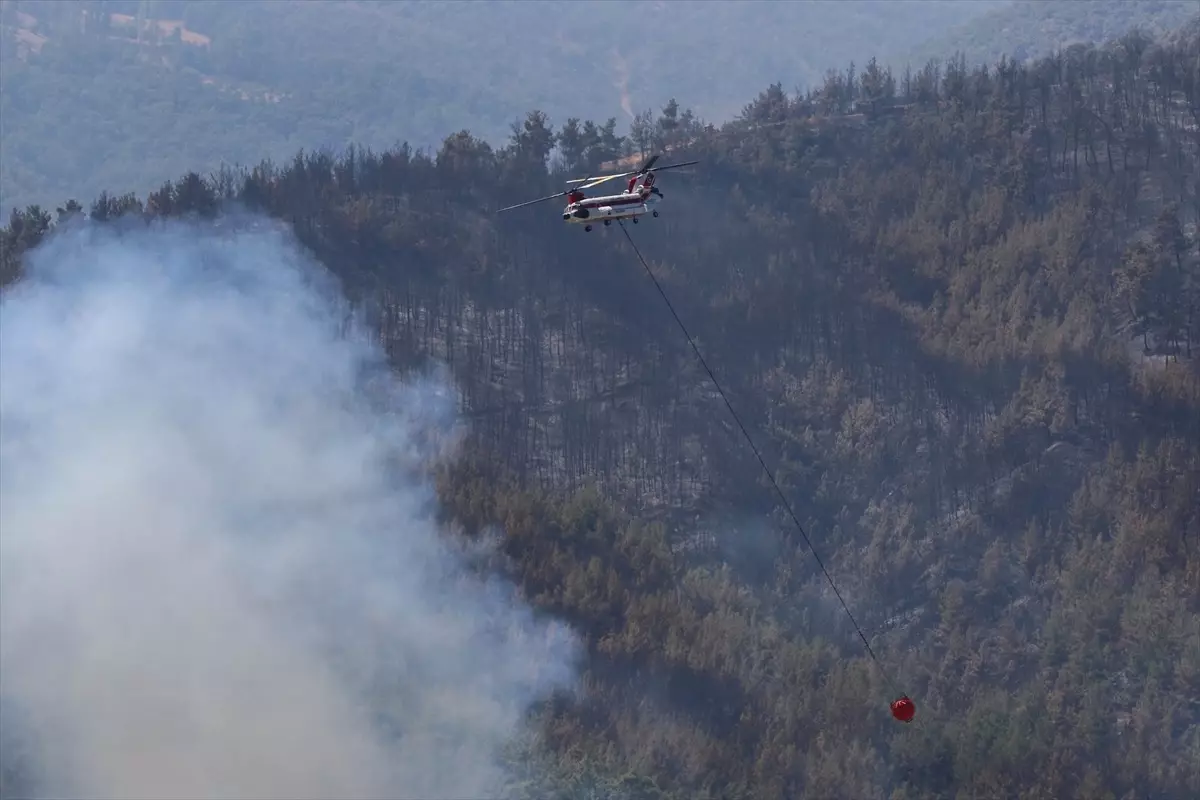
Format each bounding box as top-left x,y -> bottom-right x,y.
901,0 -> 1199,67
2,23 -> 1198,800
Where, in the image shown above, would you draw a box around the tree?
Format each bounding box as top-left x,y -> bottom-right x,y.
437,130 -> 495,177
742,82 -> 789,125
556,117 -> 588,173
629,108 -> 655,158
54,199 -> 84,223
858,57 -> 895,114
507,110 -> 556,174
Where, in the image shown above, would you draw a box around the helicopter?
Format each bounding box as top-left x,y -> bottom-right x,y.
496,154 -> 699,231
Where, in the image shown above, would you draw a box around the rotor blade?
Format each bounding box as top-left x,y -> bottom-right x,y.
579,173 -> 632,190
566,171 -> 630,185
637,154 -> 661,173
646,159 -> 699,173
496,191 -> 567,213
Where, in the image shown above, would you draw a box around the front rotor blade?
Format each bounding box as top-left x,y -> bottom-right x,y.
496,191 -> 567,213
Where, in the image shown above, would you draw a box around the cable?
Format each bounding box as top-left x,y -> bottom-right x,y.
617,219 -> 903,697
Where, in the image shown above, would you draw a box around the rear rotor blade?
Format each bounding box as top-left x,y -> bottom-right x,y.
579,173 -> 632,190
637,154 -> 661,173
646,159 -> 699,173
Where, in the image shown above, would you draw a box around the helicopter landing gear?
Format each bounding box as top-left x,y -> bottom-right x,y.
603,219 -> 611,227
584,224 -> 592,232
652,210 -> 659,218
631,217 -> 638,224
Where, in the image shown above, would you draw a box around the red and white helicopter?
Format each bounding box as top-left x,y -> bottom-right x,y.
497,154 -> 699,231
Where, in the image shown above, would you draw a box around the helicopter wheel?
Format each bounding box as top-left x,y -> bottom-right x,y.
652,210 -> 659,218
631,217 -> 638,224
604,219 -> 611,227
584,225 -> 592,232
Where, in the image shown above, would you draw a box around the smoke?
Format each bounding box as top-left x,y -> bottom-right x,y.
611,47 -> 635,120
0,217 -> 580,799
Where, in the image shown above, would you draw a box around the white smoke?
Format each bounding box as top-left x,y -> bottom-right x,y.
0,217 -> 579,799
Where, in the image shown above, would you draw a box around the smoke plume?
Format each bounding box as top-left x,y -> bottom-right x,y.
0,217 -> 579,799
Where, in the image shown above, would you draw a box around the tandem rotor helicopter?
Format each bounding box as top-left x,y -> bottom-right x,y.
496,154 -> 699,231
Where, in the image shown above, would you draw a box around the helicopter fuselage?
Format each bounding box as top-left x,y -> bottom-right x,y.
562,190 -> 661,228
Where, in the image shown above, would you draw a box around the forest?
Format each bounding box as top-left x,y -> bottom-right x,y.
2,18 -> 1199,800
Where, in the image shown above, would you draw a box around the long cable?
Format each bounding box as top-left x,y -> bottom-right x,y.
617,219 -> 902,696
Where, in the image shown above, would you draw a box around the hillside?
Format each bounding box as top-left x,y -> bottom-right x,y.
2,21 -> 1199,800
0,0 -> 1011,211
900,0 -> 1200,68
